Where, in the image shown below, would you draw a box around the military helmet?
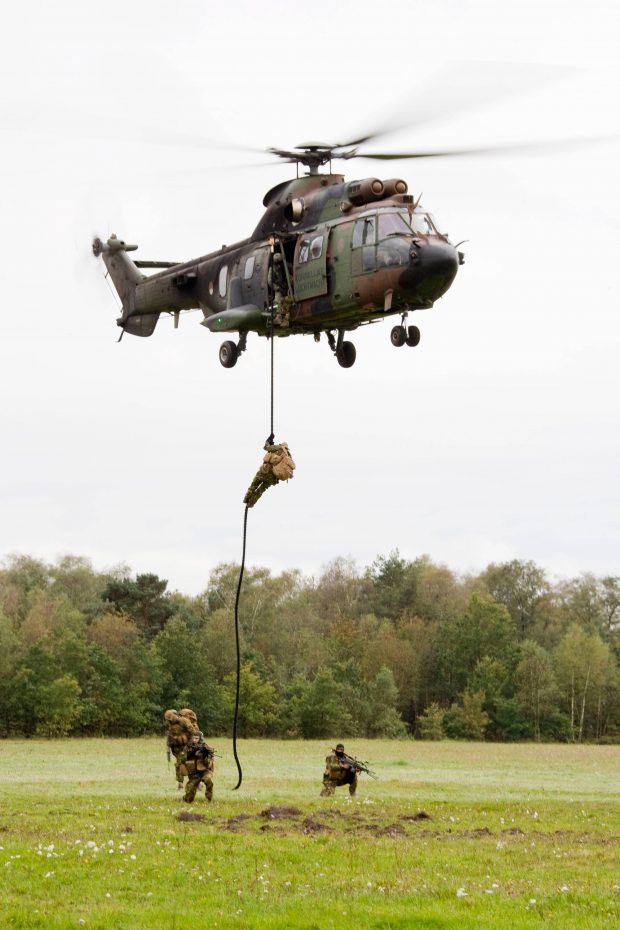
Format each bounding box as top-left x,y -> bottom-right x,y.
164,709 -> 177,721
335,743 -> 345,751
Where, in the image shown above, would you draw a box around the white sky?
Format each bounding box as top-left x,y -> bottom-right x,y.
1,0 -> 619,594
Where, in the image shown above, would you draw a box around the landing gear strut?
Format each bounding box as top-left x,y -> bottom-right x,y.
327,329 -> 357,368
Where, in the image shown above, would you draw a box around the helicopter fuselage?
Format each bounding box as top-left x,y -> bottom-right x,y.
94,172 -> 462,368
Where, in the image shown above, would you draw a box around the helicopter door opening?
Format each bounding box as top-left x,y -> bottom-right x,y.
294,227 -> 329,301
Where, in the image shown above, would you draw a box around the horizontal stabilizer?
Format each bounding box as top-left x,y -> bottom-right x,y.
118,313 -> 161,337
201,305 -> 262,332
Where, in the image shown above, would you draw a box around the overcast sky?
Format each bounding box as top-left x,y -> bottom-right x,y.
1,0 -> 619,594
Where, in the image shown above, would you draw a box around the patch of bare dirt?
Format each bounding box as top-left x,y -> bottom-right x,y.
401,811 -> 433,822
302,818 -> 332,834
177,810 -> 205,822
372,823 -> 407,838
260,805 -> 302,820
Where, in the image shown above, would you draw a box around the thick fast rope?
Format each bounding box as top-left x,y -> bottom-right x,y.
231,503 -> 249,790
231,283 -> 277,789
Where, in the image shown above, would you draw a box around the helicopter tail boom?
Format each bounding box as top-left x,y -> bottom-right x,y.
93,235 -> 162,337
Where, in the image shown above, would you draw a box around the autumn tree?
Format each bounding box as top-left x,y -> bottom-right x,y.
102,573 -> 174,638
514,640 -> 559,740
482,559 -> 551,639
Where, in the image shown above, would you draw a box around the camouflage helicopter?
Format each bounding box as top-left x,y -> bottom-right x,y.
93,136 -> 467,369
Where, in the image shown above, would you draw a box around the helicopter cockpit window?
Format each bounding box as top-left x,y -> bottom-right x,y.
352,215 -> 376,248
218,264 -> 228,298
399,211 -> 438,236
244,256 -> 255,280
309,235 -> 324,260
378,212 -> 411,239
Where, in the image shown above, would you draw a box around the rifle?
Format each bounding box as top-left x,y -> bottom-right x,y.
166,737 -> 171,766
333,750 -> 378,779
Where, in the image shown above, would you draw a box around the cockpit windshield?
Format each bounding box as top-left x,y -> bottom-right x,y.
378,210 -> 438,239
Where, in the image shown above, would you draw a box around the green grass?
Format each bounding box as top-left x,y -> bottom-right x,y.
1,739 -> 618,928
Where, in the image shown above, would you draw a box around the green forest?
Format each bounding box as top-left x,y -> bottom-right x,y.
0,552 -> 618,743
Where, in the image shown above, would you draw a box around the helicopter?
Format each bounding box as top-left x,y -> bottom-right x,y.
93,137 -> 466,369
93,63 -> 603,371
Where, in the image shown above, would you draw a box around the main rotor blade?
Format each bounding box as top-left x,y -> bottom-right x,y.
3,105 -> 264,155
357,134 -> 618,161
335,60 -> 576,149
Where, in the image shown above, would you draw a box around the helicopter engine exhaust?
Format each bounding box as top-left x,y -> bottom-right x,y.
381,178 -> 408,197
345,178 -> 384,206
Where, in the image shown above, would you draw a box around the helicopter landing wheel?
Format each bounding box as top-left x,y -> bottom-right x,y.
391,325 -> 406,347
405,325 -> 421,347
337,341 -> 356,368
219,340 -> 238,368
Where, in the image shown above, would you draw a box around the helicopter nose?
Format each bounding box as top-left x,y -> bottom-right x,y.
400,240 -> 459,300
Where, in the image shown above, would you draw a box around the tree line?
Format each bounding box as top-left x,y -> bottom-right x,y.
0,552 -> 618,742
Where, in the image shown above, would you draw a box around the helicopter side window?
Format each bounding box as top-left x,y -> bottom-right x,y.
219,264 -> 228,298
244,256 -> 255,280
309,235 -> 324,260
352,215 -> 376,248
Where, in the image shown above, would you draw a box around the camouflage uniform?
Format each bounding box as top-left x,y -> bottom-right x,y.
320,746 -> 358,797
183,734 -> 215,803
243,441 -> 296,508
164,709 -> 197,788
270,253 -> 293,327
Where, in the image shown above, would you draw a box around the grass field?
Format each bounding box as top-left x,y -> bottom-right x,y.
0,739 -> 618,929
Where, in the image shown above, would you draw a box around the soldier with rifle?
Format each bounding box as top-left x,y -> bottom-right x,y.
320,743 -> 377,797
182,731 -> 216,803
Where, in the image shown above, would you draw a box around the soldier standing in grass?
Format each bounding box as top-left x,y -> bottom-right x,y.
164,708 -> 198,790
183,731 -> 216,803
320,743 -> 358,797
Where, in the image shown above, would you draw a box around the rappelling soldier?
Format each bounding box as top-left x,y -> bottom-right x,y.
183,731 -> 216,803
164,708 -> 198,790
243,439 -> 295,508
320,743 -> 358,797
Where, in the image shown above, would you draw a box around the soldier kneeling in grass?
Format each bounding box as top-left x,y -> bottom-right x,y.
182,731 -> 216,803
320,743 -> 358,797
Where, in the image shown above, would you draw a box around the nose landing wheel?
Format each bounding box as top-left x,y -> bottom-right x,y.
406,325 -> 420,347
391,325 -> 406,347
391,319 -> 421,349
